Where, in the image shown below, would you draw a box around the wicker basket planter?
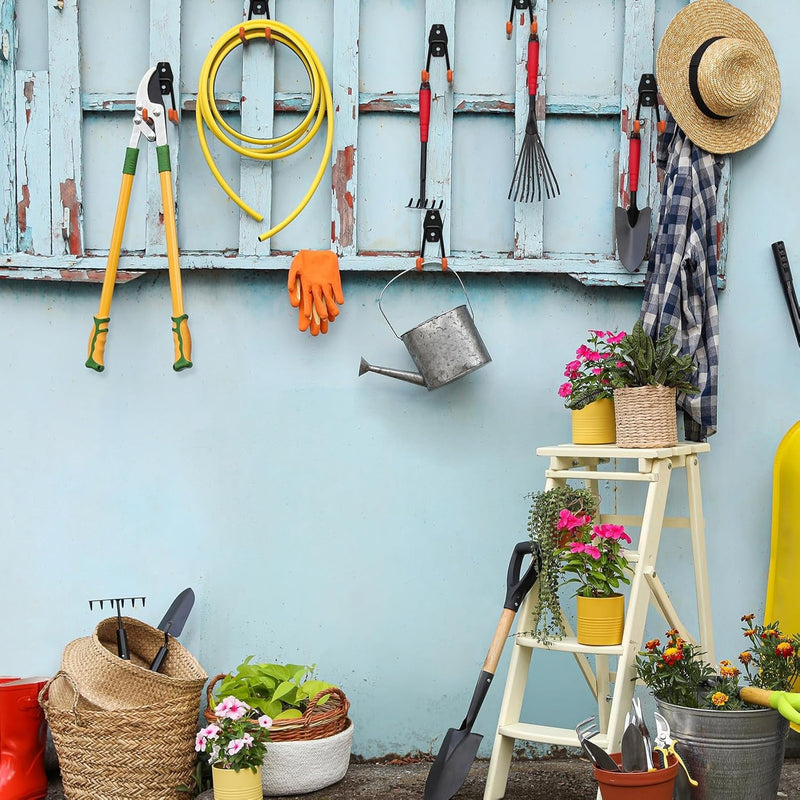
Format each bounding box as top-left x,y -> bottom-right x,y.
613,385 -> 678,448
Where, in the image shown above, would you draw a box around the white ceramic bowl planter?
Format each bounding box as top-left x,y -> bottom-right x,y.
261,719 -> 354,796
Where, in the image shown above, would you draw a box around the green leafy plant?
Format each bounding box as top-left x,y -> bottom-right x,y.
738,614 -> 800,692
610,319 -> 699,393
213,659 -> 335,721
558,329 -> 628,410
525,486 -> 599,645
560,517 -> 631,598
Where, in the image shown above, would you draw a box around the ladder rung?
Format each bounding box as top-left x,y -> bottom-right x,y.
514,634 -> 625,655
497,722 -> 609,750
545,469 -> 656,482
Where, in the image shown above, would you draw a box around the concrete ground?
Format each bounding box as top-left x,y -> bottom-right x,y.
45,754 -> 800,799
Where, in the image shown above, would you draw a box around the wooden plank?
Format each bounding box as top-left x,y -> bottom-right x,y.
48,0 -> 84,256
330,0 -> 359,256
239,0 -> 275,256
616,0 -> 657,264
146,0 -> 182,256
421,0 -> 455,260
16,71 -> 52,256
511,1 -> 547,258
0,0 -> 15,253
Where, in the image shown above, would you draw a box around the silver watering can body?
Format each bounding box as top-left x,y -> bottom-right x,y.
359,267 -> 491,390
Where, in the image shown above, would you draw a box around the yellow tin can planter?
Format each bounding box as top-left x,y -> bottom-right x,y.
212,765 -> 263,800
571,398 -> 616,445
576,594 -> 625,646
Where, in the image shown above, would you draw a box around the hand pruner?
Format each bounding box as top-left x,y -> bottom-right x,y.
86,62 -> 192,372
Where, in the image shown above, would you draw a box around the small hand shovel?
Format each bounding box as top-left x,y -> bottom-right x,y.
423,541 -> 539,800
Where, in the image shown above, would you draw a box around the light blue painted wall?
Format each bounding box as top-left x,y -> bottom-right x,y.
2,0 -> 799,759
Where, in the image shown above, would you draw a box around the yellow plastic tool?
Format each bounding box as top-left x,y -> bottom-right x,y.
86,63 -> 191,373
740,686 -> 800,726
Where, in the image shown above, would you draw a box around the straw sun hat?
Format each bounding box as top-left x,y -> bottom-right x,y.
656,0 -> 780,154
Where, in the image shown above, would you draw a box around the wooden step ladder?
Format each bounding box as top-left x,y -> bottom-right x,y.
483,442 -> 714,800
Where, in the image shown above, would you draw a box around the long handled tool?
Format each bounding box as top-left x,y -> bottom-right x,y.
508,15 -> 559,202
424,541 -> 540,800
740,687 -> 800,725
88,596 -> 146,660
615,74 -> 663,271
408,25 -> 451,210
86,63 -> 191,372
770,241 -> 800,348
150,587 -> 196,672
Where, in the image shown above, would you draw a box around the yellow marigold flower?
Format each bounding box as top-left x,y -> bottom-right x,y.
741,613 -> 755,622
739,651 -> 752,665
744,629 -> 757,637
719,659 -> 731,666
720,664 -> 740,678
776,642 -> 794,659
711,692 -> 729,707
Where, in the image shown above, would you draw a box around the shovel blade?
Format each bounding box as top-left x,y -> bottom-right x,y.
157,588 -> 195,636
615,205 -> 651,272
424,727 -> 483,800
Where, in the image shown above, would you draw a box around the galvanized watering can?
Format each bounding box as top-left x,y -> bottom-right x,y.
359,266 -> 491,390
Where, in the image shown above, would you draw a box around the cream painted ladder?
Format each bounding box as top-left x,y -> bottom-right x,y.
483,442 -> 715,800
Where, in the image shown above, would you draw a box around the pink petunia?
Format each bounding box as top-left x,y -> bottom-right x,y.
606,331 -> 627,344
257,715 -> 274,729
215,696 -> 250,721
557,509 -> 591,531
558,382 -> 573,398
585,545 -> 602,560
591,367 -> 603,375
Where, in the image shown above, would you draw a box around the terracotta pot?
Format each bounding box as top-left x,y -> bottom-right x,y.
594,752 -> 678,800
571,398 -> 616,444
212,764 -> 263,800
576,593 -> 624,646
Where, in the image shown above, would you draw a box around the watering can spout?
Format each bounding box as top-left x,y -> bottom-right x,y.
359,357 -> 428,388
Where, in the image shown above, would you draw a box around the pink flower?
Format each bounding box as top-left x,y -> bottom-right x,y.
592,523 -> 631,543
616,361 -> 626,368
606,331 -> 627,344
557,509 -> 591,531
565,359 -> 581,374
591,367 -> 603,375
576,345 -> 591,358
589,330 -> 606,339
242,732 -> 254,746
226,739 -> 245,756
215,696 -> 250,721
585,545 -> 601,560
195,733 -> 207,752
257,715 -> 274,729
568,542 -> 586,554
202,724 -> 220,740
558,382 -> 573,398
584,350 -> 603,362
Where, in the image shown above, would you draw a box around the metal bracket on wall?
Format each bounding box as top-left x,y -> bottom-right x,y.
248,0 -> 271,20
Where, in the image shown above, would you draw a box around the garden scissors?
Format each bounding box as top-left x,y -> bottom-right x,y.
86,62 -> 192,372
653,711 -> 697,785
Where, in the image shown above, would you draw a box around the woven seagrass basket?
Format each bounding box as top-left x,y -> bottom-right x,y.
613,384 -> 678,448
61,616 -> 207,710
204,673 -> 350,742
40,671 -> 201,800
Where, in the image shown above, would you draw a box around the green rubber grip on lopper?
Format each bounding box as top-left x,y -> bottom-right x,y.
171,314 -> 193,371
122,147 -> 139,176
156,145 -> 171,174
86,316 -> 110,371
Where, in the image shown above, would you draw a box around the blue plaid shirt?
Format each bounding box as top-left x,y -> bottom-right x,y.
640,112 -> 722,442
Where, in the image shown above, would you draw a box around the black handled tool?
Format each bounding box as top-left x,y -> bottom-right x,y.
771,241 -> 800,348
88,596 -> 146,660
424,541 -> 540,800
150,588 -> 196,672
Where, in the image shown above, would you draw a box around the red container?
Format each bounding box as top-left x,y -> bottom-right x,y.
594,752 -> 678,800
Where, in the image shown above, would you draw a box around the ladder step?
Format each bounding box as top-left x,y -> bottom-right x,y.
497,722 -> 609,750
545,469 -> 656,482
514,634 -> 625,655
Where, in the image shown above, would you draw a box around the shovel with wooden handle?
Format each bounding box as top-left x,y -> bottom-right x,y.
423,541 -> 540,800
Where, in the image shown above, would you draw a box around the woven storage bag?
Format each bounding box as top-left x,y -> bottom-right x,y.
204,674 -> 350,742
613,385 -> 678,448
61,616 -> 207,710
40,671 -> 201,800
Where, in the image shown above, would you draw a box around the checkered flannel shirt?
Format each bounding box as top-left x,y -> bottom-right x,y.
640,112 -> 722,442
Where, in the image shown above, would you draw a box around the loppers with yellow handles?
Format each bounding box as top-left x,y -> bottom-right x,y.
86,62 -> 192,373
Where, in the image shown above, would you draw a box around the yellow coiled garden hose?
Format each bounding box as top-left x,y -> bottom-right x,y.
196,20 -> 333,242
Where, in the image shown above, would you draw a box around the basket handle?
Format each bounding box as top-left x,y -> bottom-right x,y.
299,686 -> 350,727
38,670 -> 81,725
205,672 -> 227,711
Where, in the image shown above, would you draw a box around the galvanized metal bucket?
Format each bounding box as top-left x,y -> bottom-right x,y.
376,267 -> 491,391
655,699 -> 789,800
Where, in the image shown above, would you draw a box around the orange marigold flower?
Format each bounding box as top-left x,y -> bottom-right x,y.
645,639 -> 660,652
711,692 -> 729,707
663,647 -> 684,666
675,637 -> 686,650
719,659 -> 731,666
761,629 -> 779,639
776,642 -> 794,659
720,664 -> 740,678
666,629 -> 679,637
744,629 -> 757,637
739,651 -> 752,665
741,613 -> 755,622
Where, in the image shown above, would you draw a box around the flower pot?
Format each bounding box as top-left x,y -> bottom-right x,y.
212,764 -> 263,800
571,398 -> 616,445
594,752 -> 678,800
576,594 -> 624,646
261,718 -> 353,796
655,699 -> 789,800
613,385 -> 677,448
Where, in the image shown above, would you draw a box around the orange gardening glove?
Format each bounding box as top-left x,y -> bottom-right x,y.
287,250 -> 344,336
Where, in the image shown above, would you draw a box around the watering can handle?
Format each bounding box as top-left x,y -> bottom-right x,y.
377,265 -> 476,339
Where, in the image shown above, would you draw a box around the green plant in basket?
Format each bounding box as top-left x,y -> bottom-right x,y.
609,319 -> 698,393
212,658 -> 336,720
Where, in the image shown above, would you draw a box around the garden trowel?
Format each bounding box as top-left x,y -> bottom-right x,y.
149,587 -> 195,672
423,542 -> 539,800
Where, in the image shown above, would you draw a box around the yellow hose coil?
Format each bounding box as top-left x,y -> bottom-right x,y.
196,20 -> 334,242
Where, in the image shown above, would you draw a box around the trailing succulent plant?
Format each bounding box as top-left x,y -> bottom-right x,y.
611,319 -> 699,394
525,486 -> 600,645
